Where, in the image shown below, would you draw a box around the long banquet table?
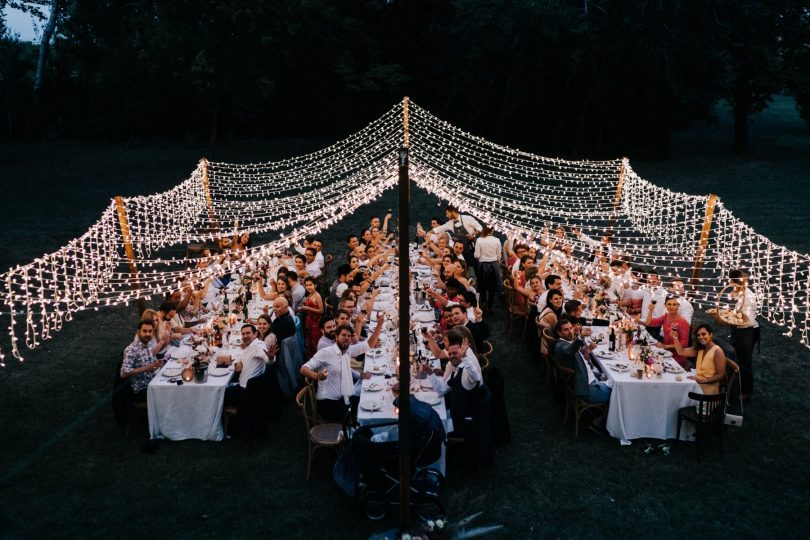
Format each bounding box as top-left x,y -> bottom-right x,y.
588,327 -> 701,445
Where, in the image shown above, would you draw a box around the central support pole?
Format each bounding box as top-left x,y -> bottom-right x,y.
398,96 -> 412,529
605,158 -> 627,241
114,196 -> 146,316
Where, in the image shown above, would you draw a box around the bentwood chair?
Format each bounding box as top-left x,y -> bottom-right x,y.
479,340 -> 494,368
558,365 -> 607,439
541,327 -> 557,389
676,392 -> 727,460
503,280 -> 528,339
295,385 -> 344,479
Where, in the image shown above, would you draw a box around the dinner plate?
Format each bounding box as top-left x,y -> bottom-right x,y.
415,392 -> 441,406
209,367 -> 231,377
598,351 -> 619,359
420,381 -> 434,391
162,367 -> 183,378
658,350 -> 673,358
364,383 -> 383,392
609,363 -> 629,372
663,362 -> 684,374
360,400 -> 381,412
369,365 -> 385,374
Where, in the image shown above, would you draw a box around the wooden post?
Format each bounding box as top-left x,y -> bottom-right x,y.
199,158 -> 218,234
114,196 -> 146,315
398,96 -> 412,529
605,158 -> 627,241
690,193 -> 719,288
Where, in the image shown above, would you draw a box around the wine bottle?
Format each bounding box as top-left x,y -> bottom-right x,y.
609,327 -> 616,352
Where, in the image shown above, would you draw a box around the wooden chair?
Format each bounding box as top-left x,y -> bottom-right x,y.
558,365 -> 607,439
295,385 -> 344,479
541,327 -> 557,389
502,279 -> 528,339
479,340 -> 493,366
676,392 -> 727,460
323,253 -> 334,277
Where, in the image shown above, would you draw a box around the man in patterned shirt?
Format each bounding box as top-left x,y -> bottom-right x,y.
120,320 -> 164,402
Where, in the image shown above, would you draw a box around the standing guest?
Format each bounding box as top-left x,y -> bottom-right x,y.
474,225 -> 502,315
287,271 -> 306,313
271,297 -> 297,343
671,324 -> 727,395
728,269 -> 758,400
300,325 -> 372,422
120,321 -> 164,401
215,324 -> 267,409
428,205 -> 482,274
642,296 -> 691,369
299,277 -> 325,359
233,232 -> 251,254
304,248 -> 322,278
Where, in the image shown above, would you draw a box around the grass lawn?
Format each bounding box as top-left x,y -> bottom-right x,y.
0,97 -> 809,539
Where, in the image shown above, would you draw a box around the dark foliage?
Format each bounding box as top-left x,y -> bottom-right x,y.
0,0 -> 808,156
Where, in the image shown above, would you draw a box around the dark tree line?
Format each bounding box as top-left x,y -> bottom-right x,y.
1,0 -> 809,157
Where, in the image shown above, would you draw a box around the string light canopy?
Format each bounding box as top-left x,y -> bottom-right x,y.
1,99 -> 808,364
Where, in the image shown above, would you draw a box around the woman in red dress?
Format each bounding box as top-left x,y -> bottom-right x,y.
298,277 -> 324,359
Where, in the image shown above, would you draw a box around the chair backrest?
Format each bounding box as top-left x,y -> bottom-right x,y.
542,327 -> 557,359
687,391 -> 726,423
480,340 -> 493,359
295,385 -> 318,431
723,358 -> 741,407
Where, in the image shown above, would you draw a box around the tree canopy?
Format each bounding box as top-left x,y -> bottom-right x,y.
1,0 -> 808,156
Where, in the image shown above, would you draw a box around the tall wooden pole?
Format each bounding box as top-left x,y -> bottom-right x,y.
114,196 -> 146,315
690,193 -> 719,288
398,96 -> 412,528
605,158 -> 627,241
199,158 -> 218,234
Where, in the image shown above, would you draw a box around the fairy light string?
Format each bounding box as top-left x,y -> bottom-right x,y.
0,100 -> 808,364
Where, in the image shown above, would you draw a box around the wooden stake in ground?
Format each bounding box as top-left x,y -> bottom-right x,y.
114,196 -> 146,315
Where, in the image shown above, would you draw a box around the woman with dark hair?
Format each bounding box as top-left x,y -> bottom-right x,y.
537,289 -> 564,343
233,232 -> 251,253
672,323 -> 727,395
643,295 -> 691,369
256,313 -> 279,364
293,254 -> 309,280
298,276 -> 324,359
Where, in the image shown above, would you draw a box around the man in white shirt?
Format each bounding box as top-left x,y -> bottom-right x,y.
304,247 -> 322,278
300,325 -> 371,421
287,271 -> 306,312
473,226 -> 502,314
420,328 -> 482,435
429,205 -> 482,272
216,323 -> 267,409
669,278 -> 694,324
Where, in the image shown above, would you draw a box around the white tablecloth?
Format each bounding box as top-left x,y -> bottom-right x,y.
147,347 -> 238,441
591,339 -> 701,445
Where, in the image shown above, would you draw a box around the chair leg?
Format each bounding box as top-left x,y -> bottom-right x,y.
306,442 -> 313,480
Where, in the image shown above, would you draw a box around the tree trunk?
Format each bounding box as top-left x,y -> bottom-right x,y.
33,0 -> 59,99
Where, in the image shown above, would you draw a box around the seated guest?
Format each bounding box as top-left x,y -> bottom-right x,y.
671,323 -> 727,395
642,295 -> 690,369
448,304 -> 490,352
419,328 -> 483,436
256,314 -> 280,364
300,325 -> 372,422
554,319 -> 592,371
120,321 -> 164,401
139,309 -> 171,357
271,297 -> 297,343
329,264 -> 352,308
215,324 -> 267,409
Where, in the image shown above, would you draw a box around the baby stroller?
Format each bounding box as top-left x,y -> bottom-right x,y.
347,396 -> 447,520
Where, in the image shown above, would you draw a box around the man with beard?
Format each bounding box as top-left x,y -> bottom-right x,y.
301,325 -> 372,421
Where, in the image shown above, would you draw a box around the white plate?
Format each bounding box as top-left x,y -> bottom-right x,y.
209,367 -> 231,377
162,367 -> 183,378
360,401 -> 381,412
658,350 -> 673,358
609,363 -> 629,372
663,362 -> 684,374
415,392 -> 441,406
598,351 -> 619,359
369,365 -> 385,375
364,383 -> 383,392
